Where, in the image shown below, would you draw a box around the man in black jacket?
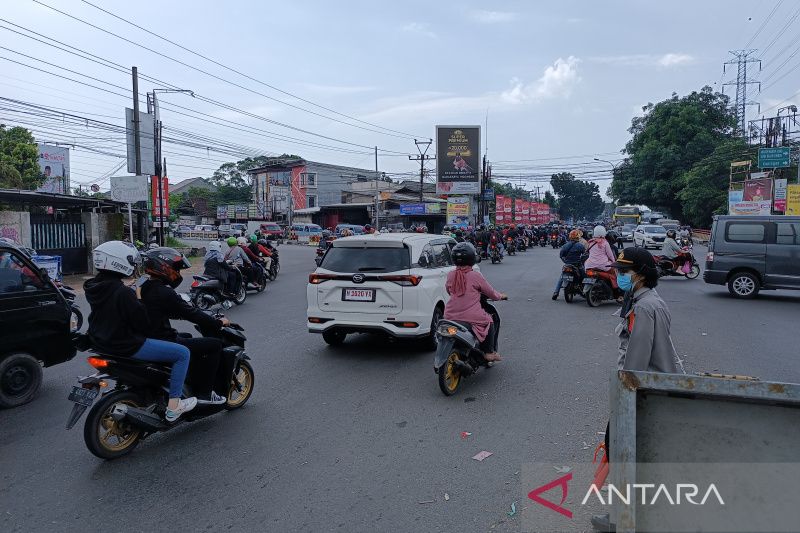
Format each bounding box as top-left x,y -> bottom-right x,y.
552,229 -> 586,300
140,247 -> 233,403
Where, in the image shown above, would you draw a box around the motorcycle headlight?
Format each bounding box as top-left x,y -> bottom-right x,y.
437,324 -> 459,337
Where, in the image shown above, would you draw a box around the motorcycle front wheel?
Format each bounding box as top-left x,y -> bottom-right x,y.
233,284 -> 247,305
226,360 -> 254,410
438,351 -> 462,396
83,390 -> 144,460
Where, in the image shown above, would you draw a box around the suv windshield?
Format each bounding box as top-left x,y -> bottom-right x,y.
645,226 -> 667,234
321,247 -> 410,273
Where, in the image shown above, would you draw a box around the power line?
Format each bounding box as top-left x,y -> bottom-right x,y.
744,0 -> 784,48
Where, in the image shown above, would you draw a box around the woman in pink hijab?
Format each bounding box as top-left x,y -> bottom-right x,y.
444,242 -> 507,361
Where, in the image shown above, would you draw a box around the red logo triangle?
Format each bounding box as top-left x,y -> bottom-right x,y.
527,472 -> 573,519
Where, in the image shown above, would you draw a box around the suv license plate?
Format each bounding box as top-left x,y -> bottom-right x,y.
342,288 -> 375,302
68,386 -> 98,407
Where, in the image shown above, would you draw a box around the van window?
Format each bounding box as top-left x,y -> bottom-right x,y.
776,223 -> 800,245
725,222 -> 766,243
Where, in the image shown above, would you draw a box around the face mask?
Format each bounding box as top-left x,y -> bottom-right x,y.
617,272 -> 633,292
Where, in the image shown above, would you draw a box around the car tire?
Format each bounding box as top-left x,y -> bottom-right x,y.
322,330 -> 347,346
728,272 -> 759,299
422,305 -> 444,351
0,353 -> 43,408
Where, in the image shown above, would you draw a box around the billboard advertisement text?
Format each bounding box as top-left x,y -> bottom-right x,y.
436,126 -> 480,195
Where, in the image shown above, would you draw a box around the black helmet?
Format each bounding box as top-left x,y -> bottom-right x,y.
451,242 -> 477,266
666,229 -> 677,238
606,230 -> 619,242
143,247 -> 191,288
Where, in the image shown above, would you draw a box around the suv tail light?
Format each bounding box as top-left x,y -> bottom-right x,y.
309,273 -> 337,284
706,252 -> 714,263
380,275 -> 422,286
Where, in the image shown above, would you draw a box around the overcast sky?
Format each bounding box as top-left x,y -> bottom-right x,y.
1,1 -> 798,196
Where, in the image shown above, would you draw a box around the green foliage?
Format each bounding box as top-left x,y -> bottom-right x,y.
550,172 -> 604,220
489,180 -> 530,200
0,125 -> 42,189
610,86 -> 739,218
542,190 -> 558,208
165,235 -> 188,248
677,139 -> 752,227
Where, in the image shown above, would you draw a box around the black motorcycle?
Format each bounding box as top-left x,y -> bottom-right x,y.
539,235 -> 547,247
249,262 -> 268,293
434,297 -> 502,396
191,264 -> 247,309
66,314 -> 254,459
654,252 -> 700,280
505,237 -> 516,256
582,269 -> 622,307
489,241 -> 503,264
560,264 -> 584,303
517,236 -> 527,252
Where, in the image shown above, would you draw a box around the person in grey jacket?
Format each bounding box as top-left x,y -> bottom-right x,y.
661,229 -> 683,262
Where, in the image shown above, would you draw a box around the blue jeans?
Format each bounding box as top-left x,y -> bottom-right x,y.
132,338 -> 191,398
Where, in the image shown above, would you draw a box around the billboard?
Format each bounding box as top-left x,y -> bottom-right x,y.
446,196 -> 471,228
743,178 -> 773,202
399,203 -> 425,215
786,185 -> 800,216
36,144 -> 69,194
436,126 -> 480,195
125,108 -> 155,176
110,175 -> 149,203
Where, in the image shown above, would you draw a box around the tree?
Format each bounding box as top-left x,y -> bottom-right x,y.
0,125 -> 42,190
550,172 -> 604,221
543,190 -> 558,208
610,86 -> 738,217
677,138 -> 751,227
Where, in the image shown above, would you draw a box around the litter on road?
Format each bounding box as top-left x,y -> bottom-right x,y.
472,451 -> 493,461
460,431 -> 472,439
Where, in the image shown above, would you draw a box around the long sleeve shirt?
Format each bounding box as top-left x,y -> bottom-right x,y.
584,238 -> 616,271
617,287 -> 680,373
444,268 -> 503,342
224,246 -> 252,267
662,238 -> 682,258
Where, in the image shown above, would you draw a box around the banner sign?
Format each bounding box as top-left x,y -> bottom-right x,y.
516,199 -> 530,225
758,147 -> 791,169
774,178 -> 788,212
36,144 -> 69,194
150,176 -> 169,221
110,175 -> 149,203
436,126 -> 480,195
425,203 -> 442,214
495,195 -> 506,223
446,196 -> 470,228
743,178 -> 773,202
399,203 -> 425,215
786,184 -> 800,216
217,206 -> 228,219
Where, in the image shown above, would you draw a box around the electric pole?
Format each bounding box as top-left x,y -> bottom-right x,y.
722,50 -> 761,138
374,146 -> 379,228
409,139 -> 434,202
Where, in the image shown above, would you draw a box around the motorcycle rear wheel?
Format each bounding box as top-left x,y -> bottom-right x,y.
686,264 -> 701,280
564,283 -> 574,303
233,284 -> 247,305
586,284 -> 604,307
83,390 -> 144,460
438,351 -> 462,396
225,360 -> 254,410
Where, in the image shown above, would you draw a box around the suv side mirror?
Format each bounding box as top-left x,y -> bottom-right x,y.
418,255 -> 429,268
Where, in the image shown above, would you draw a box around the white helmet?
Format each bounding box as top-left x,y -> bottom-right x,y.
592,225 -> 607,238
237,236 -> 248,246
93,240 -> 140,276
208,240 -> 222,253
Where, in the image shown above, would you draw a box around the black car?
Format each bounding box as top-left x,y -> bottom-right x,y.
0,241 -> 77,407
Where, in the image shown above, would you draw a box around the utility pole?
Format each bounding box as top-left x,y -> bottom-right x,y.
132,67 -> 141,176
722,50 -> 761,139
409,139 -> 434,202
374,146 -> 379,229
533,185 -> 542,202
480,154 -> 487,223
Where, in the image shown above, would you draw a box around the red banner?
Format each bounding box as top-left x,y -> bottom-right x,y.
151,176 -> 169,221
530,202 -> 550,224
495,195 -> 505,223
515,199 -> 529,224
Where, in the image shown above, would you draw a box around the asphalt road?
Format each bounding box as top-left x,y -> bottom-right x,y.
2,243 -> 799,533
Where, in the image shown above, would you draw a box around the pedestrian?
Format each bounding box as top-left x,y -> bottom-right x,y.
590,247 -> 683,533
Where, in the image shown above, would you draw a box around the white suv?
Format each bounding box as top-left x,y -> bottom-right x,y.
307,233 -> 458,348
633,225 -> 667,249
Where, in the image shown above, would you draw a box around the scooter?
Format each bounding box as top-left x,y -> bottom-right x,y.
539,235 -> 547,247
560,264 -> 584,303
582,269 -> 623,307
517,236 -> 527,252
190,263 -> 246,309
505,236 -> 516,255
65,312 -> 254,459
434,297 -> 503,396
489,242 -> 503,264
654,252 -> 700,279
551,234 -> 560,248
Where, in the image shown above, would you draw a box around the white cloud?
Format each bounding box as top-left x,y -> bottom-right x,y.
401,22 -> 437,39
501,56 -> 581,104
469,10 -> 517,23
588,53 -> 695,68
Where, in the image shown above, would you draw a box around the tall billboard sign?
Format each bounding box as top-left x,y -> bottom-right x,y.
436,126 -> 480,195
36,144 -> 69,194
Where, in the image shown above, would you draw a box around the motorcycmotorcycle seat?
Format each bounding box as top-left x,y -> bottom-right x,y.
193,275 -> 210,281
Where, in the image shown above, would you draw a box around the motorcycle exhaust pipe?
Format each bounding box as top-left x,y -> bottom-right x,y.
453,359 -> 474,376
113,404 -> 169,431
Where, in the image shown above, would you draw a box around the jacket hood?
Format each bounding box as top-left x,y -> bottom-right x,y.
84,272 -> 126,307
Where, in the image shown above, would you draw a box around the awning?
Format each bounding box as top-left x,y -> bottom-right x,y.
0,188 -> 133,209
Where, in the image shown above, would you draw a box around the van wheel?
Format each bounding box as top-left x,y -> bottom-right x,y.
322,330 -> 347,346
728,272 -> 759,299
0,353 -> 43,408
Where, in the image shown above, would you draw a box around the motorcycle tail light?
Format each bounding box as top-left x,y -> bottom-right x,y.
191,280 -> 199,288
437,324 -> 458,336
87,357 -> 108,369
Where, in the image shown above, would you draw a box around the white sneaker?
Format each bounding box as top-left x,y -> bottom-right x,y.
165,397 -> 197,422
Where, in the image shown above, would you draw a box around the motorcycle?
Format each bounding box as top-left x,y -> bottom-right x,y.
654,252 -> 700,280
517,236 -> 527,252
550,234 -> 560,249
65,312 -> 254,459
248,261 -> 268,293
679,236 -> 693,250
266,243 -> 280,279
190,263 -> 247,309
560,264 -> 584,303
489,242 -> 503,264
434,297 -> 502,396
582,269 -> 622,307
505,237 -> 516,256
539,235 -> 547,247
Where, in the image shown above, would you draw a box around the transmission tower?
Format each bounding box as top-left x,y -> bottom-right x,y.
722,49 -> 761,138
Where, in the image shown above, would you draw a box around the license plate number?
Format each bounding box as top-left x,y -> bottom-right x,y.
342,288 -> 375,302
562,275 -> 574,282
583,278 -> 596,285
68,386 -> 98,407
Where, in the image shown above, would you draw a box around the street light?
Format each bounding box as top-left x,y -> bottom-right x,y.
593,157 -> 619,171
